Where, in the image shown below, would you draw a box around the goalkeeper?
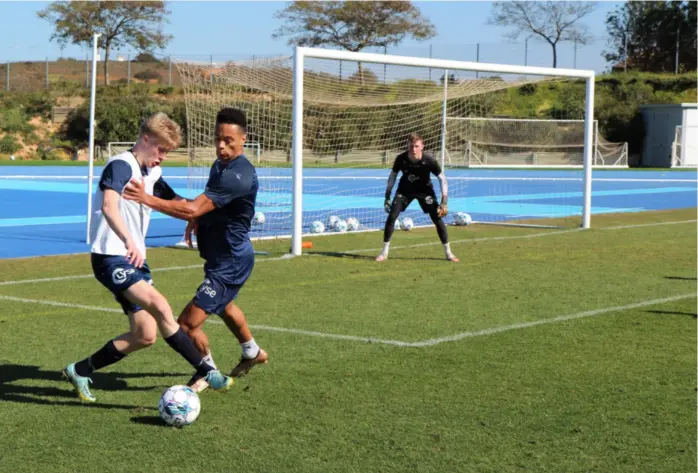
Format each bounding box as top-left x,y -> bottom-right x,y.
376,133 -> 459,263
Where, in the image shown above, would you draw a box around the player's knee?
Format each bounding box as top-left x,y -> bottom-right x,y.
137,332 -> 157,347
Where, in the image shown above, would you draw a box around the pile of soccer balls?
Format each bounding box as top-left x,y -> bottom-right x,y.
159,385 -> 201,427
310,216 -> 361,233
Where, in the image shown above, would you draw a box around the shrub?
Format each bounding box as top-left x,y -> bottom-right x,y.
134,69 -> 161,82
0,135 -> 21,154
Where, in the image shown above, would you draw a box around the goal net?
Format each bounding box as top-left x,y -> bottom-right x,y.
175,48 -> 598,254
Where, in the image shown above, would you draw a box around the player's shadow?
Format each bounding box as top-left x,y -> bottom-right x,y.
0,363 -> 186,409
664,276 -> 697,281
646,309 -> 697,318
310,251 -> 444,261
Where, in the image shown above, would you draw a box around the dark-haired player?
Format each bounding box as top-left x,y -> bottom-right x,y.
124,107 -> 268,392
376,133 -> 459,263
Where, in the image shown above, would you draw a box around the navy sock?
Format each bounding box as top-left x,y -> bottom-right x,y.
74,340 -> 125,377
165,328 -> 214,375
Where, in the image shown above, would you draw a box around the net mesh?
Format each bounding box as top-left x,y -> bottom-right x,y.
175,54 -> 610,237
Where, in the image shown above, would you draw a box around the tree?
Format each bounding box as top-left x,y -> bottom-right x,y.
604,1 -> 697,73
38,1 -> 171,85
489,1 -> 597,68
273,1 -> 435,84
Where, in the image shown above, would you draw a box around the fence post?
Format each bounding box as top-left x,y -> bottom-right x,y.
45,57 -> 49,89
127,54 -> 131,85
383,45 -> 387,83
429,44 -> 433,81
574,39 -> 577,68
524,39 -> 528,66
475,43 -> 480,79
85,54 -> 89,87
168,55 -> 172,86
6,61 -> 9,92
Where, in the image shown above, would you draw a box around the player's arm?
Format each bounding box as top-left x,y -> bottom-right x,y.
99,161 -> 144,266
153,177 -> 187,202
383,156 -> 401,212
429,157 -> 449,217
123,168 -> 253,221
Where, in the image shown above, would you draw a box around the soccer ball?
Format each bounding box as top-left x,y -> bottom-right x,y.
401,217 -> 414,231
310,221 -> 325,233
346,217 -> 360,231
334,219 -> 348,232
328,215 -> 340,230
252,212 -> 265,225
454,212 -> 472,226
159,385 -> 201,427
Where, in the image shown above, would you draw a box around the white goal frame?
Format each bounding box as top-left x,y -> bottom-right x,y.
290,46 -> 596,255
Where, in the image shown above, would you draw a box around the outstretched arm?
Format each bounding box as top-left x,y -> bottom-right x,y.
123,179 -> 216,221
383,171 -> 398,213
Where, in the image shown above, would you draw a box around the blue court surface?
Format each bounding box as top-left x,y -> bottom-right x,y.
1,165 -> 696,259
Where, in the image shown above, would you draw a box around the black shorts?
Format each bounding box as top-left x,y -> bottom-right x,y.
392,190 -> 439,214
91,253 -> 153,315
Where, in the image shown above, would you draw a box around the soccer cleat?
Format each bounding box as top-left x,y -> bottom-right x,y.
204,369 -> 234,391
186,373 -> 209,393
375,254 -> 388,262
230,349 -> 269,378
62,363 -> 96,402
446,253 -> 460,263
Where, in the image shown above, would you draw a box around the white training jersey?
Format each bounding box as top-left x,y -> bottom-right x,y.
89,151 -> 162,257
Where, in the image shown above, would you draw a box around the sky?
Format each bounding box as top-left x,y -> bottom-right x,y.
0,1 -> 623,73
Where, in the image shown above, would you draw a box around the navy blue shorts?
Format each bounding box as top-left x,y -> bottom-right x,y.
91,253 -> 153,315
193,251 -> 254,316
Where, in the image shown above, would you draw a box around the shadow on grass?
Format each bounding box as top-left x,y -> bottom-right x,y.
646,309 -> 697,318
664,276 -> 697,281
0,363 -> 187,409
309,251 -> 445,262
130,415 -> 171,428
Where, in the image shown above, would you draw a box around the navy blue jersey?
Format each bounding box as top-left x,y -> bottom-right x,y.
99,159 -> 174,199
198,155 -> 258,267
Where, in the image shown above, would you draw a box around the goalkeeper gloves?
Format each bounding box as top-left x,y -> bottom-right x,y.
384,198 -> 392,213
437,202 -> 448,218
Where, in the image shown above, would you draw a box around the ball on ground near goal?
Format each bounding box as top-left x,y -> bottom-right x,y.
252,212 -> 265,225
159,385 -> 201,427
328,215 -> 340,230
334,219 -> 348,232
346,217 -> 360,231
401,217 -> 414,231
310,221 -> 325,233
454,212 -> 472,226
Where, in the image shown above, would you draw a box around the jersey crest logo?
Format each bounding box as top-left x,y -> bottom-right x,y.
112,267 -> 136,285
425,196 -> 434,204
407,174 -> 420,183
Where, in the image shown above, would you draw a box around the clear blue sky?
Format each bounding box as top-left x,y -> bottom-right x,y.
0,1 -> 622,72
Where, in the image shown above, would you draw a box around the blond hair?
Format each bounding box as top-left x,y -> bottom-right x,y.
140,112 -> 182,151
407,132 -> 423,145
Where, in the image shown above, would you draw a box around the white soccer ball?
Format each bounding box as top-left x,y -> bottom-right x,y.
10,155 -> 16,161
159,385 -> 201,427
401,217 -> 414,231
454,212 -> 472,226
334,219 -> 348,232
252,212 -> 265,225
346,217 -> 360,231
328,215 -> 340,230
310,221 -> 325,233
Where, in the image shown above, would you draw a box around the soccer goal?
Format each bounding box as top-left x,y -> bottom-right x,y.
175,47 -> 598,255
671,125 -> 698,167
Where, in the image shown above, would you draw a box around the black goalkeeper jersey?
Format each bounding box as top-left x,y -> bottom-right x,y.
392,151 -> 442,196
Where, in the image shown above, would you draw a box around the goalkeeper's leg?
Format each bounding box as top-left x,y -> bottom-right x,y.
428,209 -> 459,262
376,196 -> 407,261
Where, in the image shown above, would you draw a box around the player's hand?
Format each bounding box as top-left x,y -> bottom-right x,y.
185,220 -> 198,249
123,179 -> 146,204
125,238 -> 145,268
384,198 -> 391,213
437,203 -> 448,218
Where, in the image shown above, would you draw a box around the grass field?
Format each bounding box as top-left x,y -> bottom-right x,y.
0,208 -> 696,473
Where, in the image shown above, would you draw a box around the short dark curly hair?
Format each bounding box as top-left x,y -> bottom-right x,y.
216,107 -> 247,132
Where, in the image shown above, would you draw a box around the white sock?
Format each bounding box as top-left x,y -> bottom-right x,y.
381,241 -> 391,256
241,338 -> 260,360
443,242 -> 452,255
202,352 -> 217,370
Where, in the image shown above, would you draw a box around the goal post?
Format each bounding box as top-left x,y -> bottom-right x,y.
290,46 -> 595,255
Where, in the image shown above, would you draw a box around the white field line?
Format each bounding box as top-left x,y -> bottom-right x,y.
1,175 -> 696,183
0,293 -> 693,348
0,219 -> 695,287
